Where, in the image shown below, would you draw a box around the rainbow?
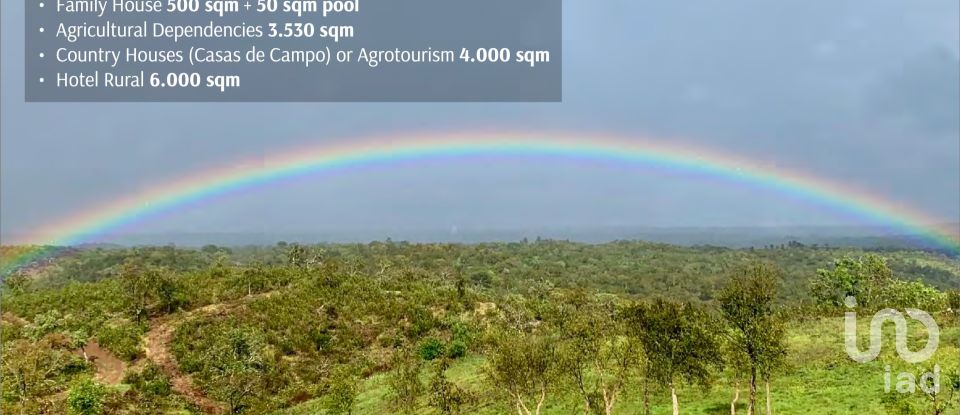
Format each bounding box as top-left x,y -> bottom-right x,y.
2,131 -> 958,273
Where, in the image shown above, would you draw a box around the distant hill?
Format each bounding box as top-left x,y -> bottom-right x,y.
25,224 -> 955,256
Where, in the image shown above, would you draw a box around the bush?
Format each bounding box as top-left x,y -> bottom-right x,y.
450,321 -> 474,345
880,386 -> 921,414
310,329 -> 333,352
387,349 -> 423,414
124,363 -> 172,398
877,279 -> 947,311
947,290 -> 960,311
407,307 -> 436,338
446,340 -> 467,359
429,359 -> 470,415
96,320 -> 144,361
67,378 -> 106,415
324,367 -> 358,415
418,338 -> 445,361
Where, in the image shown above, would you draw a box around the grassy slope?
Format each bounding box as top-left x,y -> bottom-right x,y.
281,317 -> 960,415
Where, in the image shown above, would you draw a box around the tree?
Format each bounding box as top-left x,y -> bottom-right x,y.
429,358 -> 469,415
718,263 -> 788,415
722,336 -> 751,415
118,262 -> 153,323
485,329 -> 559,415
3,271 -> 31,294
1,338 -> 73,412
233,264 -> 270,297
810,255 -> 891,309
557,300 -> 638,415
204,327 -> 269,414
154,271 -> 185,314
27,309 -> 63,341
117,263 -> 185,320
919,368 -> 950,415
325,365 -> 360,415
625,299 -> 723,415
287,244 -> 309,267
69,328 -> 91,362
387,348 -> 424,414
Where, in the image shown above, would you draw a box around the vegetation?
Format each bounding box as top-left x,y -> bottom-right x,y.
1,240 -> 958,414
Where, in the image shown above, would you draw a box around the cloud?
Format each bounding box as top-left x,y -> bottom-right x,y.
863,47 -> 960,136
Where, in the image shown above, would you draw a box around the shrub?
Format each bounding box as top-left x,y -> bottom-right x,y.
124,363 -> 172,398
947,290 -> 960,311
407,307 -> 436,338
96,320 -> 144,361
387,349 -> 423,414
324,367 -> 359,415
429,359 -> 470,415
450,321 -> 474,346
446,340 -> 467,359
67,378 -> 106,415
310,329 -> 333,352
877,279 -> 947,311
418,338 -> 445,361
880,385 -> 921,414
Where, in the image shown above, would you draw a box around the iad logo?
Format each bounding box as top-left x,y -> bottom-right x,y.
843,296 -> 941,394
843,296 -> 940,364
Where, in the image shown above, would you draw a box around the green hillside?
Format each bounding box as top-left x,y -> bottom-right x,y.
2,241 -> 958,414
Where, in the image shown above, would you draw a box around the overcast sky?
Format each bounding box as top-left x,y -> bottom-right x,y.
1,0 -> 958,242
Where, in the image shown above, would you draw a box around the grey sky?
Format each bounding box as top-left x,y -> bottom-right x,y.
2,0 -> 958,241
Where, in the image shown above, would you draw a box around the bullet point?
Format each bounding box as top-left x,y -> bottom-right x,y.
39,52 -> 45,58
39,78 -> 45,83
39,27 -> 44,33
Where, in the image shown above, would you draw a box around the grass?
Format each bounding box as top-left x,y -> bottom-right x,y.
279,315 -> 960,415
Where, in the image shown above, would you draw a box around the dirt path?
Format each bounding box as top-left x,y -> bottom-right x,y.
144,304 -> 228,415
143,292 -> 276,414
83,341 -> 126,384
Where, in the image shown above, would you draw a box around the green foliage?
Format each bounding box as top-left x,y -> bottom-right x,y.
386,349 -> 424,414
124,363 -> 172,398
718,263 -> 788,413
419,337 -> 446,361
429,359 -> 470,415
484,329 -> 559,414
447,340 -> 468,359
4,242 -> 959,414
118,263 -> 187,322
324,366 -> 360,415
232,264 -> 271,296
67,377 -> 106,415
41,246 -> 215,287
201,327 -> 270,414
810,254 -> 892,308
1,338 -> 81,413
27,309 -> 64,340
811,254 -> 949,312
948,289 -> 960,310
450,320 -> 475,345
625,299 -> 723,389
877,279 -> 948,311
406,306 -> 437,338
881,392 -> 921,415
3,271 -> 31,293
96,319 -> 144,361
553,296 -> 639,415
